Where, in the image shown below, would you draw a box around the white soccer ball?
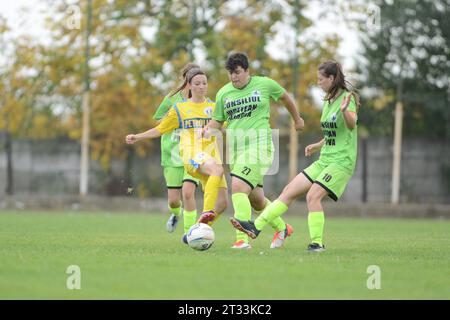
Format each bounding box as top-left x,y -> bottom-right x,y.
187,223 -> 215,251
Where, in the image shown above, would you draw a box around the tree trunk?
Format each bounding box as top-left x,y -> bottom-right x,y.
5,131 -> 13,195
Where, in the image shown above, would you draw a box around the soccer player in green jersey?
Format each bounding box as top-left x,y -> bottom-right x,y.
152,63 -> 200,236
230,60 -> 360,252
203,52 -> 305,249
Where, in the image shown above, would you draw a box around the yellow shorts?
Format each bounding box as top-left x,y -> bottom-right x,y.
184,151 -> 227,190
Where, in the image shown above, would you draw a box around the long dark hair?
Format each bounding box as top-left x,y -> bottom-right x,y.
169,63 -> 200,98
318,61 -> 360,108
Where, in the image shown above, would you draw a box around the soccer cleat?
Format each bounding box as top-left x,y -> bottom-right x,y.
307,243 -> 326,252
166,214 -> 179,233
182,234 -> 188,245
230,240 -> 252,249
229,218 -> 260,239
197,210 -> 219,226
270,223 -> 294,249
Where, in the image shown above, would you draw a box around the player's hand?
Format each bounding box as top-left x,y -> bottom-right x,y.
294,117 -> 305,131
340,92 -> 354,112
202,125 -> 212,139
125,134 -> 138,144
305,143 -> 320,156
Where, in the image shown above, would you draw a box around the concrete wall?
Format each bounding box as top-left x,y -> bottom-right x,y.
0,135 -> 449,204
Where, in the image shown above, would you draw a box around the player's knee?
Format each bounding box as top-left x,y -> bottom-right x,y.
182,193 -> 193,203
232,179 -> 252,194
211,164 -> 223,177
182,186 -> 196,202
306,189 -> 320,204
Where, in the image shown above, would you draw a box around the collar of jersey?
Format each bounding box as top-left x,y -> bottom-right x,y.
327,90 -> 346,107
180,98 -> 211,103
235,76 -> 253,91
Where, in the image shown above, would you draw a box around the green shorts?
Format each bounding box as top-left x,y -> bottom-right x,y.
163,166 -> 200,189
229,145 -> 274,190
302,160 -> 353,201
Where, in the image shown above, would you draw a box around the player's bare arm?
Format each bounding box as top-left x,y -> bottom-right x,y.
305,139 -> 325,156
341,93 -> 357,130
202,119 -> 224,139
125,128 -> 163,144
279,91 -> 305,131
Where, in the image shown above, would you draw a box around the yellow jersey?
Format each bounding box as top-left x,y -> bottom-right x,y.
155,98 -> 221,167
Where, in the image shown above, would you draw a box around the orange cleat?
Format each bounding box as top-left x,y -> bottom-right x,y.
230,240 -> 252,249
270,223 -> 294,249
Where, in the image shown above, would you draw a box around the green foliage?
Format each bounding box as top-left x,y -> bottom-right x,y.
1,2 -> 339,144
0,0 -> 340,196
357,0 -> 450,138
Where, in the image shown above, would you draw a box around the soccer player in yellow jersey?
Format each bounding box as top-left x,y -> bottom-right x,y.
125,68 -> 228,242
153,63 -> 200,235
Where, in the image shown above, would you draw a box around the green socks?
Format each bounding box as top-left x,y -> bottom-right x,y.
254,199 -> 289,231
308,211 -> 325,245
232,193 -> 252,243
254,198 -> 286,232
183,209 -> 197,234
168,203 -> 182,217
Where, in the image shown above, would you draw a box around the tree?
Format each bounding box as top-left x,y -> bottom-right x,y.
1,0 -> 343,196
357,0 -> 450,138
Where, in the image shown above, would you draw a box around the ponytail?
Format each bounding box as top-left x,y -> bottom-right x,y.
318,61 -> 361,109
169,62 -> 200,98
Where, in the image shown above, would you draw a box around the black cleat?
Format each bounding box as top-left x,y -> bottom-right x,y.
229,218 -> 261,239
307,243 -> 326,252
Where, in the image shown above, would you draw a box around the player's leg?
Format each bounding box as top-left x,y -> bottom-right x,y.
205,186 -> 228,225
215,187 -> 228,215
305,163 -> 352,252
248,186 -> 266,213
198,176 -> 228,225
180,168 -> 201,244
254,162 -> 322,230
181,178 -> 198,235
167,188 -> 182,210
187,152 -> 229,226
228,144 -> 273,249
229,160 -> 326,239
230,172 -> 313,239
164,166 -> 184,233
305,183 -> 328,252
249,186 -> 293,248
198,157 -> 224,213
230,176 -> 253,249
249,187 -> 287,232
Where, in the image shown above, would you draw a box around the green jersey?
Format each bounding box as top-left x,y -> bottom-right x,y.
319,90 -> 358,173
153,91 -> 183,167
213,76 -> 285,155
213,76 -> 285,130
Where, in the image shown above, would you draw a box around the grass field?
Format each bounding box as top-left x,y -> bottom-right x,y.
0,210 -> 449,299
